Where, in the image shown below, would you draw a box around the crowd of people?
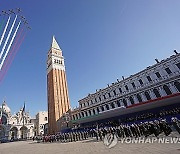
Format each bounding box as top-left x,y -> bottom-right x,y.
120,106 -> 180,123
35,116 -> 180,143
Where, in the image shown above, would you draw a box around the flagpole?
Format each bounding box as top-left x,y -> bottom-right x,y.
22,101 -> 25,139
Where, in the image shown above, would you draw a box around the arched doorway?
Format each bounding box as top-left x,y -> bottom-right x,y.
0,125 -> 6,139
20,126 -> 28,139
10,127 -> 18,140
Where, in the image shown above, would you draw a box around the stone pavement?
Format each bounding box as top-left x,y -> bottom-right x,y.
0,132 -> 180,154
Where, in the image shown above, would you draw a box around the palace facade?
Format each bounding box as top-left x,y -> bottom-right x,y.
71,51 -> 180,126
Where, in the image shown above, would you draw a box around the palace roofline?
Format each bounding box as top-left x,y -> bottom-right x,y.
78,51 -> 180,103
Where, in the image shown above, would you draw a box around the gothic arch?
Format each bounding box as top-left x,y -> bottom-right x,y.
20,126 -> 28,139
10,127 -> 18,140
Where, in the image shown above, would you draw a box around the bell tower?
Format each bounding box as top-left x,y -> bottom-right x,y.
47,36 -> 70,134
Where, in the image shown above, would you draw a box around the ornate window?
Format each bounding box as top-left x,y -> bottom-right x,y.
144,91 -> 151,100
136,94 -> 142,102
165,68 -> 172,74
155,72 -> 161,78
110,102 -> 115,109
122,99 -> 127,107
174,81 -> 180,92
119,88 -> 122,93
139,79 -> 143,85
153,88 -> 161,98
116,100 -> 121,107
129,96 -> 135,104
147,76 -> 152,82
163,85 -> 172,95
106,104 -> 110,110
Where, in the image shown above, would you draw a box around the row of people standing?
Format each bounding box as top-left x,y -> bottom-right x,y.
39,116 -> 180,143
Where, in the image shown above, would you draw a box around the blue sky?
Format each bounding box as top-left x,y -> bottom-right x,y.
0,0 -> 180,117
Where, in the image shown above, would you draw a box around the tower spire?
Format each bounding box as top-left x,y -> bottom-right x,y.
51,36 -> 61,50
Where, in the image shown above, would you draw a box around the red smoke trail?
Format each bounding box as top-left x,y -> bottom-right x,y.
0,26 -> 24,81
0,28 -> 26,83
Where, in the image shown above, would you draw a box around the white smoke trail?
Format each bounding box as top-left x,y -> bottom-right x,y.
0,15 -> 17,60
0,20 -> 21,70
0,16 -> 11,46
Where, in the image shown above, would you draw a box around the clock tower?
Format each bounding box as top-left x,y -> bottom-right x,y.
47,36 -> 70,134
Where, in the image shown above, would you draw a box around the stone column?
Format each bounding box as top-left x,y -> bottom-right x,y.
159,86 -> 166,96
140,93 -> 147,102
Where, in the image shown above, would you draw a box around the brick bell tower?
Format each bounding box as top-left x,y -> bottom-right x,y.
47,36 -> 70,134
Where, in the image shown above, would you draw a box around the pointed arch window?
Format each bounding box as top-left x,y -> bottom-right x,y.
163,85 -> 172,95
153,88 -> 161,98
174,81 -> 180,92
144,91 -> 151,100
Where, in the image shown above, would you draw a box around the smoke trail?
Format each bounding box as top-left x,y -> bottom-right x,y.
0,30 -> 27,83
0,20 -> 21,70
0,26 -> 24,80
0,15 -> 17,60
0,16 -> 11,46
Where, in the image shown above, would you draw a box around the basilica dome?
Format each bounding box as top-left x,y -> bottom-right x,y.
1,101 -> 11,113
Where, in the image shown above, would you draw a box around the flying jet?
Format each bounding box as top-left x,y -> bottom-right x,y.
23,20 -> 28,25
20,15 -> 26,20
9,9 -> 15,14
27,26 -> 31,30
2,10 -> 9,15
16,8 -> 22,13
